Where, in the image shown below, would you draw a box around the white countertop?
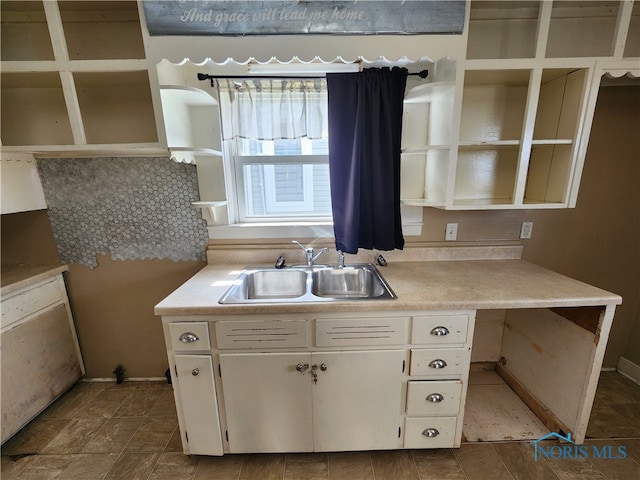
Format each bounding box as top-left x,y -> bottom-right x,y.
154,259 -> 622,316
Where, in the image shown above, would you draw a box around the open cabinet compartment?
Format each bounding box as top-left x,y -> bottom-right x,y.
159,86 -> 222,154
524,68 -> 589,205
58,0 -> 145,60
1,72 -> 74,146
400,79 -> 455,206
74,71 -> 157,145
464,306 -> 613,444
453,145 -> 520,207
546,1 -> 621,58
0,1 -> 54,61
466,1 -> 541,60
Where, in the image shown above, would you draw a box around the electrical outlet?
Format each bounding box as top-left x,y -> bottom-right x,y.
520,221 -> 533,239
445,223 -> 458,241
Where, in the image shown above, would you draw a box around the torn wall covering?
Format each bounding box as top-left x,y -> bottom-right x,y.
37,157 -> 209,268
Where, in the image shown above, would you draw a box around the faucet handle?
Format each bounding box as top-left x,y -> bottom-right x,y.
337,250 -> 345,267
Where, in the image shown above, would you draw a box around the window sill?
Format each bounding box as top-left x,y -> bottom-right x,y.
205,220 -> 423,240
206,222 -> 335,240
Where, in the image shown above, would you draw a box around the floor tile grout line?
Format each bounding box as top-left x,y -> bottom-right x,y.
450,447 -> 473,480
489,443 -> 517,480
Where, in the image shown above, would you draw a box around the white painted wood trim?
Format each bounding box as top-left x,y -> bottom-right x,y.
617,356 -> 640,385
613,0 -> 634,59
59,72 -> 87,145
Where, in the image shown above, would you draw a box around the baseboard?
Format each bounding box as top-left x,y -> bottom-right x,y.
617,356 -> 640,385
80,377 -> 168,383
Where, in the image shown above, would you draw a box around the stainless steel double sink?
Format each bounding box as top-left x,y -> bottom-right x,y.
218,264 -> 396,304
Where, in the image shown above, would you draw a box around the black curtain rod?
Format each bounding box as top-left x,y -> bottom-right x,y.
197,69 -> 428,87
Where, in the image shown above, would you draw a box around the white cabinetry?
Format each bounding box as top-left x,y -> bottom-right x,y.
0,0 -> 159,154
1,267 -> 84,443
161,310 -> 474,455
399,0 -> 639,210
166,321 -> 223,455
172,354 -> 223,455
219,349 -> 405,453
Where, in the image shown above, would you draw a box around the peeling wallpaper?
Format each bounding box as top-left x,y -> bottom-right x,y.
37,157 -> 209,268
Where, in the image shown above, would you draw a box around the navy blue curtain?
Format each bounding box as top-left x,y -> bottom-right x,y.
327,67 -> 408,254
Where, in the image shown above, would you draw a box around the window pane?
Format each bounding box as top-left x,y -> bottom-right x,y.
243,162 -> 332,218
236,137 -> 328,156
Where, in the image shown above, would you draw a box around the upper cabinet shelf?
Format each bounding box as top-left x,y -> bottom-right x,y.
467,1 -> 541,60
1,1 -> 54,61
58,1 -> 145,60
0,0 -> 159,155
467,0 -> 639,61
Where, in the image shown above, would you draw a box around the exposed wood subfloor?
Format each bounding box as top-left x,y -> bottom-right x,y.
2,371 -> 639,479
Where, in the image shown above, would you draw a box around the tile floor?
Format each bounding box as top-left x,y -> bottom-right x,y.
2,371 -> 639,480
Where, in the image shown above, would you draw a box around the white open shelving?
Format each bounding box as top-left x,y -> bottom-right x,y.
1,0 -> 638,213
0,0 -> 161,155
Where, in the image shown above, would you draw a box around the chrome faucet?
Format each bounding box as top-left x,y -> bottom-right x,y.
337,250 -> 345,268
292,241 -> 328,266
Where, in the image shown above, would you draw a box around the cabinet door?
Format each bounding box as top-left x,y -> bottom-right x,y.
219,352 -> 313,453
312,350 -> 404,452
174,354 -> 223,455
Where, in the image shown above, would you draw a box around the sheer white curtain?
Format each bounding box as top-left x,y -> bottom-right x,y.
217,78 -> 328,140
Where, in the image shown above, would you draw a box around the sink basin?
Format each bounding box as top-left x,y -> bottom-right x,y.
218,264 -> 395,304
312,266 -> 387,298
220,269 -> 307,303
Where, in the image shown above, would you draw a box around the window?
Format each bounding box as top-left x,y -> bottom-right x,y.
218,79 -> 331,224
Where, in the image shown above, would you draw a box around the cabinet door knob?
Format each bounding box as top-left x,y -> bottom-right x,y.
191,368 -> 200,376
426,393 -> 444,403
428,359 -> 447,369
179,332 -> 199,343
296,363 -> 309,373
422,428 -> 440,438
430,326 -> 450,336
320,363 -> 327,371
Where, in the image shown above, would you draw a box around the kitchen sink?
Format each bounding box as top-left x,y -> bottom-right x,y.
218,264 -> 395,304
312,266 -> 387,298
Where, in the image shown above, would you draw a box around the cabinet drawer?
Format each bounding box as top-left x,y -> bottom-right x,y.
404,417 -> 457,449
406,380 -> 463,416
410,348 -> 470,377
216,319 -> 308,349
315,317 -> 408,347
169,322 -> 211,352
1,278 -> 63,330
411,314 -> 470,345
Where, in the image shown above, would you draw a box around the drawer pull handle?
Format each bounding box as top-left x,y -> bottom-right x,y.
430,326 -> 450,336
426,393 -> 444,403
179,332 -> 199,343
191,368 -> 200,376
428,359 -> 447,369
422,428 -> 440,438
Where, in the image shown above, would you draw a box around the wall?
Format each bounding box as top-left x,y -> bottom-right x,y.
521,84 -> 640,369
4,88 -> 636,377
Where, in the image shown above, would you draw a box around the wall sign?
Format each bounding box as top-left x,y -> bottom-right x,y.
142,1 -> 465,36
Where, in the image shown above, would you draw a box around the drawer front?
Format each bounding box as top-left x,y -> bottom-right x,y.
216,319 -> 308,349
315,317 -> 408,347
411,315 -> 470,346
169,322 -> 211,352
410,348 -> 470,377
406,380 -> 463,416
404,417 -> 457,449
1,278 -> 63,330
